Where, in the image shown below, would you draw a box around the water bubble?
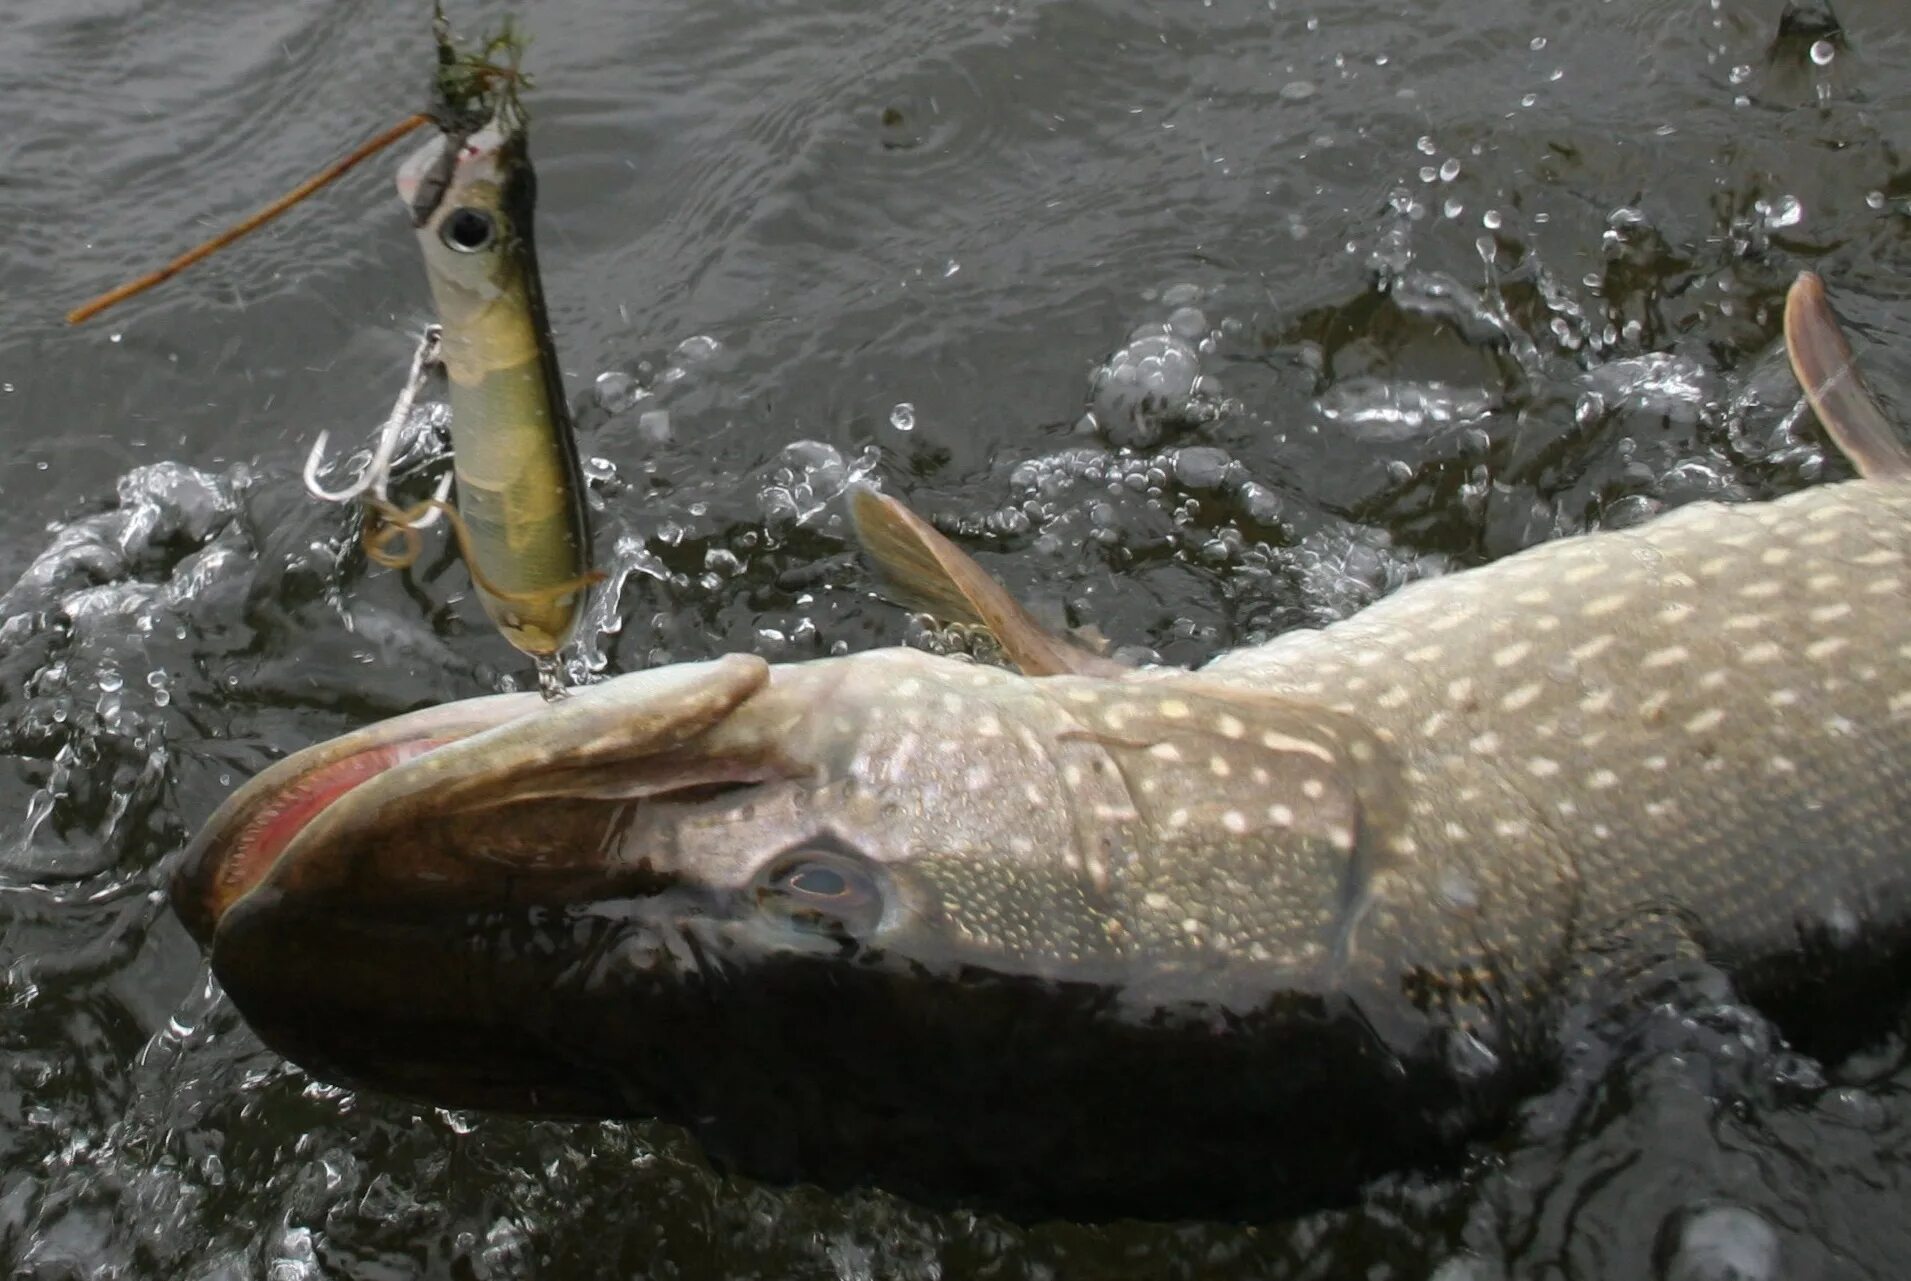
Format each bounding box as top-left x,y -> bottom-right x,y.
1759,195 -> 1803,229
1482,209 -> 1503,229
1439,158 -> 1461,182
636,409 -> 672,443
1166,306 -> 1207,340
267,1226 -> 321,1281
672,334 -> 722,363
1430,1255 -> 1502,1281
1087,332 -> 1211,447
472,1216 -> 535,1281
593,371 -> 645,413
1809,38 -> 1835,65
1171,446 -> 1231,490
1656,1203 -> 1780,1281
1235,481 -> 1285,526
1416,135 -> 1437,155
889,402 -> 916,432
1278,79 -> 1317,101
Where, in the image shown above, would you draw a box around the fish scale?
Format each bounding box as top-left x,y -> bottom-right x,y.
1203,477 -> 1911,1026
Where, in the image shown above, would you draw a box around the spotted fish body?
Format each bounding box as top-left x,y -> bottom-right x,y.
681,477 -> 1911,1039
173,275 -> 1911,1218
1198,478 -> 1911,1041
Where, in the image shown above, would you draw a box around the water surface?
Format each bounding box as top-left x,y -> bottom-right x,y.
2,0 -> 1909,1277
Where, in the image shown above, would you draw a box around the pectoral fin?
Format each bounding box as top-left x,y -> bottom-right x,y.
1785,272 -> 1911,479
849,484 -> 1128,678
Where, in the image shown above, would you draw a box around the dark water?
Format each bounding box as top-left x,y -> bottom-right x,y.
3,0 -> 1909,1276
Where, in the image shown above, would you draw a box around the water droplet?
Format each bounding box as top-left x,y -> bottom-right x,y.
1439,158 -> 1461,182
438,1109 -> 479,1135
636,409 -> 672,443
534,654 -> 569,701
1810,38 -> 1835,65
889,402 -> 916,432
593,370 -> 646,413
1761,194 -> 1803,229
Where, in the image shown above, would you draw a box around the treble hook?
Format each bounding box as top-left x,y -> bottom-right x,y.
304,324 -> 445,505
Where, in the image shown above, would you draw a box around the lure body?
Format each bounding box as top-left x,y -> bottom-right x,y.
396,115 -> 590,658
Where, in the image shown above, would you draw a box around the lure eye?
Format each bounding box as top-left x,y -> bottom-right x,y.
440,207 -> 496,254
756,845 -> 883,937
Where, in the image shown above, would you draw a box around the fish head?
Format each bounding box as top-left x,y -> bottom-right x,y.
173,648 -> 1412,1213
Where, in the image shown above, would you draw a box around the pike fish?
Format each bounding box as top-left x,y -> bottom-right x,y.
395,107 -> 592,657
173,275 -> 1911,1219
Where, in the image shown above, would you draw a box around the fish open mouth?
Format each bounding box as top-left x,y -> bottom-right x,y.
171,655 -> 776,949
170,693 -> 542,946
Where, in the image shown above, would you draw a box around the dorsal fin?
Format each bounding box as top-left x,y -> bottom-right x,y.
848,484 -> 1128,678
1784,272 -> 1911,479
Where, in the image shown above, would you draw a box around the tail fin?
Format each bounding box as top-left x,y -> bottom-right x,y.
1784,272 -> 1911,479
848,485 -> 1128,678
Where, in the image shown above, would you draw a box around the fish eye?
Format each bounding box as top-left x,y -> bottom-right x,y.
440,207 -> 496,254
778,864 -> 851,898
756,846 -> 882,937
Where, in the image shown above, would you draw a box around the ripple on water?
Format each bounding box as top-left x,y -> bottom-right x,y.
6,0 -> 1911,1276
